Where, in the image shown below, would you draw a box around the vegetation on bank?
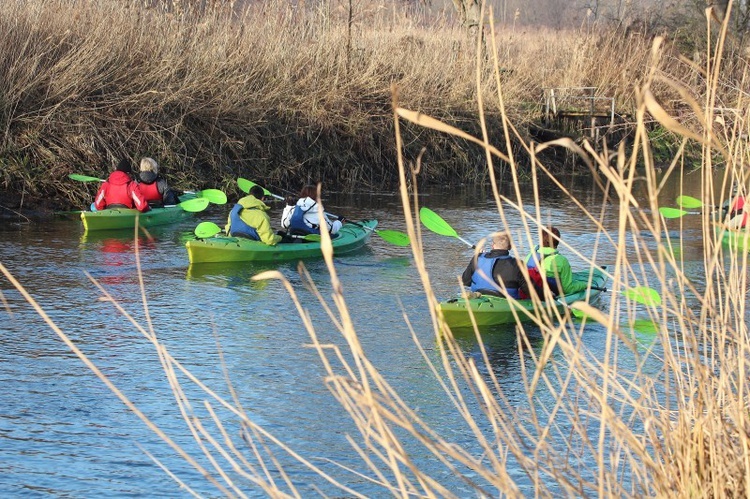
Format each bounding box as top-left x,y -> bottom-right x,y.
4,1 -> 750,497
0,0 -> 746,213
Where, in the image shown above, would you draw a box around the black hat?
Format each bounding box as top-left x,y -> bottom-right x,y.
115,158 -> 132,173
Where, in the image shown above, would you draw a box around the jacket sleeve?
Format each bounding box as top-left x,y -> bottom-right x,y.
280,205 -> 294,229
461,259 -> 475,287
130,184 -> 150,213
550,255 -> 587,295
256,214 -> 281,246
94,183 -> 108,210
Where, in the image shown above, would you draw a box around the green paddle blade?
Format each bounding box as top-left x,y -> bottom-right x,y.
179,197 -> 210,212
237,178 -> 284,200
198,189 -> 227,205
194,221 -> 222,238
624,286 -> 662,306
376,229 -> 411,246
237,177 -> 253,194
419,207 -> 458,237
676,195 -> 703,209
69,173 -> 103,182
658,207 -> 688,219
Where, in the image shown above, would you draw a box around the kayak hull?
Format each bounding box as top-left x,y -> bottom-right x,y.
81,206 -> 189,231
438,267 -> 608,328
186,220 -> 377,263
716,224 -> 750,252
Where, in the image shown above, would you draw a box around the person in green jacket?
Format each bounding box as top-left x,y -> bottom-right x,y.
525,226 -> 587,298
225,185 -> 282,245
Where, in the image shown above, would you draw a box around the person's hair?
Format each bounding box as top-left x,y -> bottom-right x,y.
492,231 -> 511,250
140,157 -> 159,174
249,185 -> 265,199
299,185 -> 318,199
115,158 -> 132,173
544,226 -> 561,248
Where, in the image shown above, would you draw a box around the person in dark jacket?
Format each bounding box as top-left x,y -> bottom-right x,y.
462,231 -> 530,299
136,157 -> 180,206
94,158 -> 149,212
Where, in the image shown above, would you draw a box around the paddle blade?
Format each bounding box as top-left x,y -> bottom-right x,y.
419,207 -> 458,237
377,229 -> 411,246
179,197 -> 210,212
625,286 -> 662,306
304,234 -> 322,241
69,173 -> 103,182
676,195 -> 703,209
237,177 -> 253,193
198,189 -> 227,205
194,221 -> 222,238
658,207 -> 688,219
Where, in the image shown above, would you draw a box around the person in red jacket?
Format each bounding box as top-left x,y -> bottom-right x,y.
93,158 -> 149,212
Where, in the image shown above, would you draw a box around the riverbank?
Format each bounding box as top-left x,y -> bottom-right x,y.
0,0 -> 740,212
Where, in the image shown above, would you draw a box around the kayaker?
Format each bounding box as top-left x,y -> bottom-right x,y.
93,158 -> 150,212
225,185 -> 282,245
461,231 -> 529,299
281,184 -> 344,236
724,186 -> 747,229
525,226 -> 587,298
136,157 -> 180,207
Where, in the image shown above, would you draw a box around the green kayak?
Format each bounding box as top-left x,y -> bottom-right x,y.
81,205 -> 188,231
716,223 -> 750,252
438,267 -> 609,328
80,195 -> 205,231
186,220 -> 377,263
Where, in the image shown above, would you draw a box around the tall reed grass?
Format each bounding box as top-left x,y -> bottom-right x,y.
1,0 -> 741,210
3,1 -> 750,497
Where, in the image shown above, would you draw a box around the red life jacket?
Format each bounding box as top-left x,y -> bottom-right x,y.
138,181 -> 161,203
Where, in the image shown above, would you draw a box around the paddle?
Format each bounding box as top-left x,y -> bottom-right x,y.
327,215 -> 410,246
183,189 -> 227,205
419,207 -> 475,248
590,285 -> 662,306
176,197 -> 210,212
676,195 -> 704,209
237,178 -> 285,200
193,221 -> 321,241
68,173 -> 104,182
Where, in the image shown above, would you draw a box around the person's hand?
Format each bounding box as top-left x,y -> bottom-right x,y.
338,216 -> 347,224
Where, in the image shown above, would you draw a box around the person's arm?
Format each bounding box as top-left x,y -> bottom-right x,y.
256,214 -> 281,246
461,258 -> 475,287
131,184 -> 150,212
94,183 -> 108,210
550,254 -> 587,295
515,259 -> 530,298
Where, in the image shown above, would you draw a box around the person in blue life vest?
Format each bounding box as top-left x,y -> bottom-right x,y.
136,157 -> 180,207
225,185 -> 282,245
280,184 -> 344,236
461,231 -> 530,299
525,226 -> 587,298
94,158 -> 149,212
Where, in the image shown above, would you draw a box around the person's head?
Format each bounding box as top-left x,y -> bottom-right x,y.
542,226 -> 561,248
491,231 -> 511,251
249,185 -> 265,200
115,158 -> 132,174
140,157 -> 159,174
299,185 -> 318,199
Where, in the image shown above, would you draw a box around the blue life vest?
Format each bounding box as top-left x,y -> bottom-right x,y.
228,204 -> 260,240
527,247 -> 560,296
289,203 -> 319,235
470,253 -> 520,298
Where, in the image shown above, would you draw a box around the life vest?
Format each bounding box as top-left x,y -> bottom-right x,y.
289,203 -> 319,235
470,253 -> 520,298
228,204 -> 261,240
527,247 -> 560,296
138,180 -> 162,204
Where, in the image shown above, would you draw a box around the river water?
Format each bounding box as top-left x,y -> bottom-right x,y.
0,173 -> 717,496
